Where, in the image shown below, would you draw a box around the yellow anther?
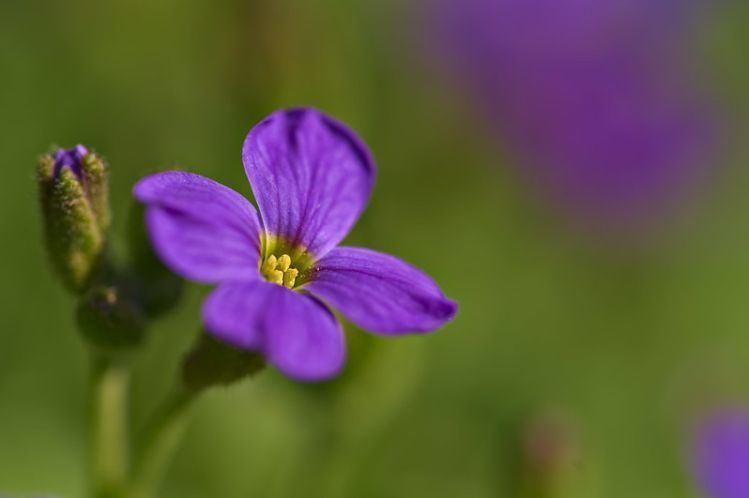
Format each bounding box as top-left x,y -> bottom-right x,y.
261,254 -> 277,274
283,268 -> 299,288
277,254 -> 292,272
269,269 -> 284,285
262,253 -> 301,288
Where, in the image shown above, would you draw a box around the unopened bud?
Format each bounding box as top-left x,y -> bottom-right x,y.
76,286 -> 146,351
519,413 -> 581,498
38,145 -> 111,293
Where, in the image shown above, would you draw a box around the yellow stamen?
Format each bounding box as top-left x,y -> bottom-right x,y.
269,269 -> 284,285
261,254 -> 277,274
261,253 -> 301,289
283,268 -> 299,288
277,254 -> 292,272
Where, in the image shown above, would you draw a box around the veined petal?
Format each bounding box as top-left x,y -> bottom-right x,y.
242,108 -> 376,258
202,281 -> 345,382
134,171 -> 261,284
202,281 -> 268,350
305,247 -> 457,334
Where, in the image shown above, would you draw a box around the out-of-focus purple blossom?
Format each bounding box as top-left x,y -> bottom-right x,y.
693,409 -> 749,498
430,0 -> 718,238
134,108 -> 457,382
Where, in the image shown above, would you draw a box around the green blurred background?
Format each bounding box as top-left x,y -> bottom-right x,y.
2,1 -> 749,497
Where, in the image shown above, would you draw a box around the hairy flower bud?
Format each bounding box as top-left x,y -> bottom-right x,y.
76,286 -> 146,351
38,145 -> 111,293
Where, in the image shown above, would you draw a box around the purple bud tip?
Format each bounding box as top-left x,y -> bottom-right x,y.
52,145 -> 89,179
693,408 -> 749,498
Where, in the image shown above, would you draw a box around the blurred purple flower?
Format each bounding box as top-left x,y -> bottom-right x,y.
134,108 -> 457,381
693,409 -> 749,498
431,0 -> 717,237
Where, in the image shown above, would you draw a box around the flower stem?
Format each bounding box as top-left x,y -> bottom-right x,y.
127,387 -> 198,498
89,355 -> 130,498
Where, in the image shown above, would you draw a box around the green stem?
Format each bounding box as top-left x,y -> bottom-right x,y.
89,355 -> 130,498
128,387 -> 198,498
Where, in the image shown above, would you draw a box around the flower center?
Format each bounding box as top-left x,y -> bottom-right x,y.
261,254 -> 299,289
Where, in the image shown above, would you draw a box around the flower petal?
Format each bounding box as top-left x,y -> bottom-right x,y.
201,281 -> 268,351
202,281 -> 345,381
693,409 -> 749,498
305,247 -> 457,334
242,108 -> 376,258
134,171 -> 261,284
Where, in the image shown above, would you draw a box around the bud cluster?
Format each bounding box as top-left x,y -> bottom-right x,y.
37,144 -> 260,387
35,142 -> 266,498
37,145 -> 169,354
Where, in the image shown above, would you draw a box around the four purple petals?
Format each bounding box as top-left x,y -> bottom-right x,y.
134,108 -> 457,381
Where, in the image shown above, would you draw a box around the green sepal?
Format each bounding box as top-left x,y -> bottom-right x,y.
181,333 -> 265,392
81,152 -> 111,232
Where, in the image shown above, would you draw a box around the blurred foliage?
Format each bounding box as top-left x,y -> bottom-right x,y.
1,1 -> 749,497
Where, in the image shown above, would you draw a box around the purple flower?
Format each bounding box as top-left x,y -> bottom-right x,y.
53,145 -> 89,179
134,108 -> 457,381
430,0 -> 717,237
693,409 -> 749,498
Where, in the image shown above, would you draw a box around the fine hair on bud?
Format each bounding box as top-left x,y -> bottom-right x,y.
37,146 -> 111,293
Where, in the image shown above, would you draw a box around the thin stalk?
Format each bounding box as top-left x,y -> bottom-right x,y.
89,355 -> 130,498
127,387 -> 198,498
